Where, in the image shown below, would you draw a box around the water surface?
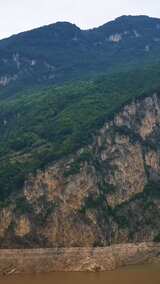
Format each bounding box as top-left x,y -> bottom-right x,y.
1,263 -> 160,284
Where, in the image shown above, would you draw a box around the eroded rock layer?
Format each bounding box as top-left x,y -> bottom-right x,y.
0,94 -> 160,248
0,243 -> 160,274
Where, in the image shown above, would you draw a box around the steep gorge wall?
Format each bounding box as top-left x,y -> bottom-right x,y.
0,94 -> 160,248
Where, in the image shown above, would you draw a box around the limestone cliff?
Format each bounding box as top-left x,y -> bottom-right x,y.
0,93 -> 160,248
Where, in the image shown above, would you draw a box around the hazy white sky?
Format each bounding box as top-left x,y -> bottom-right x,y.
1,0 -> 160,39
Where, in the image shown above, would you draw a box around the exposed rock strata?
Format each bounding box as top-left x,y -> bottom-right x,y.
0,94 -> 160,248
0,243 -> 160,274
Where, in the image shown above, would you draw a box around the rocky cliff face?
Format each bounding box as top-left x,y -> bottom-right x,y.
0,93 -> 160,248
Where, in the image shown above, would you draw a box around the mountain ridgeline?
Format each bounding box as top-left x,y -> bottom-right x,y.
1,15 -> 160,96
0,16 -> 160,248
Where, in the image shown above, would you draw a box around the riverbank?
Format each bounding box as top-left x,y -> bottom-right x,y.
1,264 -> 160,284
0,243 -> 160,275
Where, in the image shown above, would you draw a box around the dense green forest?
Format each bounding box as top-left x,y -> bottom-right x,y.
0,64 -> 160,203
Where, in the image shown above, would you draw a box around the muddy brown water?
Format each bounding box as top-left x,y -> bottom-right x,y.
0,263 -> 160,284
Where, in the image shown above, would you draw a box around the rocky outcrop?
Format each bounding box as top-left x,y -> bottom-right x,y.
0,208 -> 13,238
15,216 -> 31,238
0,93 -> 160,248
98,135 -> 146,208
0,75 -> 16,87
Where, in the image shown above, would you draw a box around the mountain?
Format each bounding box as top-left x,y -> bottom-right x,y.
0,64 -> 160,248
0,16 -> 160,252
1,15 -> 160,97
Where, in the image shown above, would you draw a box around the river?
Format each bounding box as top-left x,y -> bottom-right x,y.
1,263 -> 160,284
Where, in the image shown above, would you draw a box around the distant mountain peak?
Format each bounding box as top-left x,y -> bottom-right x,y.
115,15 -> 152,21
52,21 -> 80,31
116,15 -> 150,20
53,21 -> 79,27
114,14 -> 158,24
1,14 -> 160,95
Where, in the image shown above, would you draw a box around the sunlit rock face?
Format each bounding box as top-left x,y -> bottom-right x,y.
0,75 -> 17,87
109,33 -> 122,42
15,216 -> 31,237
0,93 -> 160,248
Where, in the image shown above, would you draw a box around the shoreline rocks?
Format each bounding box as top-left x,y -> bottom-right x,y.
0,242 -> 160,275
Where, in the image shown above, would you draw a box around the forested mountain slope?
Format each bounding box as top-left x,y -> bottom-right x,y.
0,16 -> 160,248
1,69 -> 160,247
1,15 -> 160,96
